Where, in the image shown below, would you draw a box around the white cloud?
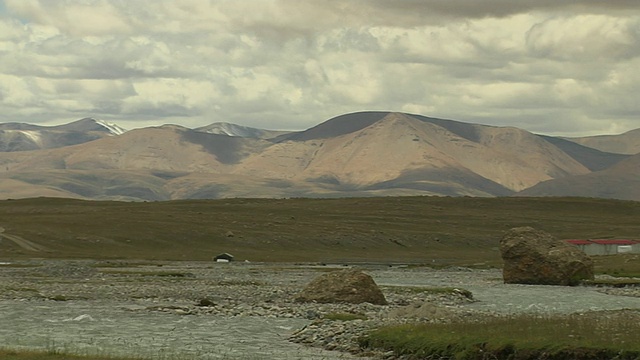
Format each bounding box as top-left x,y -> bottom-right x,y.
526,15 -> 640,61
5,0 -> 131,35
0,0 -> 639,136
0,74 -> 36,107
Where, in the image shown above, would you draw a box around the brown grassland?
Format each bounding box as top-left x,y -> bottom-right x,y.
0,196 -> 639,269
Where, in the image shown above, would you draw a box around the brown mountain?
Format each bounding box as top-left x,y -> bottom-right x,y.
195,122 -> 291,139
0,118 -> 125,152
239,112 -> 591,194
516,152 -> 640,201
564,128 -> 640,155
0,112 -> 634,201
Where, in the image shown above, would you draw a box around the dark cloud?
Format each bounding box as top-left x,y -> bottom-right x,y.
363,0 -> 640,21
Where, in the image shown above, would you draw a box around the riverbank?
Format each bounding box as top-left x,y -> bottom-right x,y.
1,260 -> 640,359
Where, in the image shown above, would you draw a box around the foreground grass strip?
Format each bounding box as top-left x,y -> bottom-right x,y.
360,311 -> 640,359
0,349 -> 145,360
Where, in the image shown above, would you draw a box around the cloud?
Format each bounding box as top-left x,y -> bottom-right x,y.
526,15 -> 640,61
363,0 -> 640,21
5,0 -> 132,35
0,0 -> 639,136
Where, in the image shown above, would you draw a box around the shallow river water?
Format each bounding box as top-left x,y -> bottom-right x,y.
371,268 -> 640,314
0,299 -> 357,359
3,264 -> 640,359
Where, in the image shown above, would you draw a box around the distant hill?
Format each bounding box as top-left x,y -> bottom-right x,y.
516,153 -> 640,201
195,122 -> 290,139
0,112 -> 635,201
0,118 -> 125,152
564,128 -> 640,155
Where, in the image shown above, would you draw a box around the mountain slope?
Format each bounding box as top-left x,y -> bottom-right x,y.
234,112 -> 596,195
195,122 -> 290,139
278,111 -> 388,141
516,153 -> 640,201
52,118 -> 126,135
235,112 -> 507,196
0,125 -> 271,172
0,169 -> 170,201
0,118 -> 126,152
564,128 -> 640,155
539,135 -> 630,171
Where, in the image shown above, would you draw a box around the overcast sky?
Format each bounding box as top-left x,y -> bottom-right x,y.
1,1 -> 639,136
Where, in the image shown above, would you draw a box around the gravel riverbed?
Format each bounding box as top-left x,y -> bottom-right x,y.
1,260 -> 640,359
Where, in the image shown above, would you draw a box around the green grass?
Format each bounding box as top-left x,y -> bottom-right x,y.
583,278 -> 640,287
593,254 -> 640,278
0,263 -> 42,268
91,261 -> 160,268
0,348 -> 145,360
2,286 -> 39,292
323,312 -> 368,321
360,311 -> 640,359
0,196 -> 639,263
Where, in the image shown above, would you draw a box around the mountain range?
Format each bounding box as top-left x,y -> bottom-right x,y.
0,111 -> 637,201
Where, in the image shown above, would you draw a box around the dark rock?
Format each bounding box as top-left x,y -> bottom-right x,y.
196,298 -> 215,307
500,227 -> 594,286
295,269 -> 387,305
305,310 -> 320,319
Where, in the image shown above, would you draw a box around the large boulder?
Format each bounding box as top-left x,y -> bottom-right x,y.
500,227 -> 594,286
295,269 -> 387,305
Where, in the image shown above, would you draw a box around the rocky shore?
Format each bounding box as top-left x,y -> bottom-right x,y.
1,260 -> 640,359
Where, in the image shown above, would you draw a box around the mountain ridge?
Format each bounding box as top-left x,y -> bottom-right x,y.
0,118 -> 126,152
0,111 -> 637,201
564,128 -> 640,155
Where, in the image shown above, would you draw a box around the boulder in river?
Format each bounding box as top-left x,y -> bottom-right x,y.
295,269 -> 387,305
500,227 -> 594,286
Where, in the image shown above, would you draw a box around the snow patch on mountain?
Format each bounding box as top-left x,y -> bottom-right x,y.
198,122 -> 266,138
6,130 -> 43,145
20,130 -> 43,145
95,119 -> 126,135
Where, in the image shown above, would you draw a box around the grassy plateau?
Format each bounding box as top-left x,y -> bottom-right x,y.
0,196 -> 639,264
